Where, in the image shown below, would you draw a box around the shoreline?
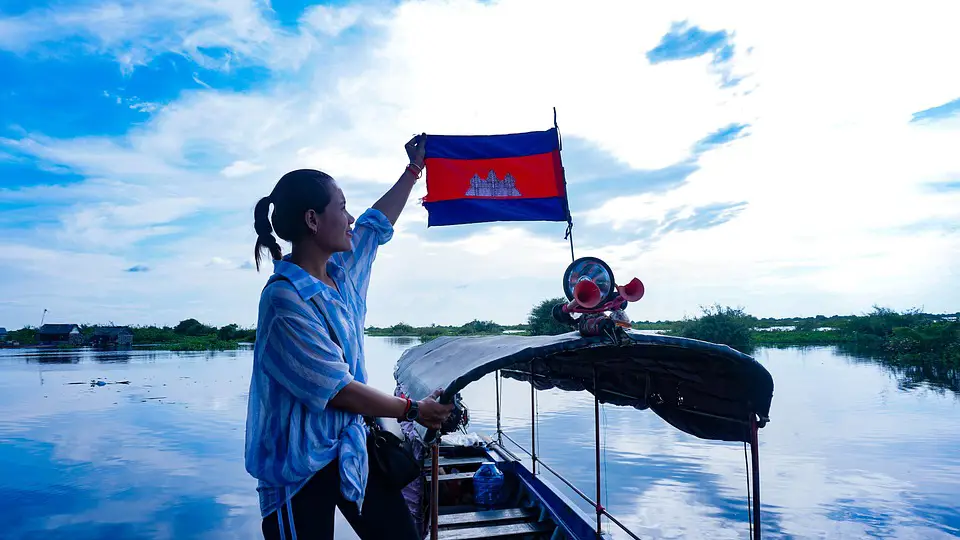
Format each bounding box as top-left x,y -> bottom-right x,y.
1,328 -> 951,349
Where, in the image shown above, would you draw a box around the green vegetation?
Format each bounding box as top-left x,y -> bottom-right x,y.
672,304 -> 755,352
751,329 -> 854,346
4,302 -> 957,370
1,320 -> 256,351
366,297 -> 572,339
366,320 -> 527,342
6,327 -> 38,345
527,297 -> 572,336
129,320 -> 256,350
660,305 -> 960,367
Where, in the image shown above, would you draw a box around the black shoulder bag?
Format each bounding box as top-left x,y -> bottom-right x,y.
312,298 -> 422,491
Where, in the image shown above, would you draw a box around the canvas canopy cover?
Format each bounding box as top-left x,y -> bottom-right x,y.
394,331 -> 774,443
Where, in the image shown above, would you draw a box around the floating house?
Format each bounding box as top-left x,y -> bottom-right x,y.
89,326 -> 134,347
36,324 -> 83,346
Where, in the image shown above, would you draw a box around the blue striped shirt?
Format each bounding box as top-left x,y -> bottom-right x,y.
244,208 -> 394,519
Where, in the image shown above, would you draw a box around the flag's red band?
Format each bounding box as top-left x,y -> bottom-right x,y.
423,151 -> 564,203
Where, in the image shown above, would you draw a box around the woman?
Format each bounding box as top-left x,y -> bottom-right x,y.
245,134 -> 452,540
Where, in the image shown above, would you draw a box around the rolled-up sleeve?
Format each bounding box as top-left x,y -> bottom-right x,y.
338,208 -> 394,300
260,291 -> 353,413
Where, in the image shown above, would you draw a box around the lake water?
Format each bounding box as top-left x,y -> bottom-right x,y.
1,339 -> 958,539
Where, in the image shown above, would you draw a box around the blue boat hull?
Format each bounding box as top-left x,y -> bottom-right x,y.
424,439 -> 611,540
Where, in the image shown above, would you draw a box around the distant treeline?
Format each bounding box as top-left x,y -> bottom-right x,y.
5,305 -> 957,363
4,319 -> 256,351
669,305 -> 960,367
366,320 -> 527,341
130,319 -> 257,351
371,301 -> 960,370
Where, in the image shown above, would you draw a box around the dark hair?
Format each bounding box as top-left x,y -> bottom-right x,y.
254,169 -> 335,271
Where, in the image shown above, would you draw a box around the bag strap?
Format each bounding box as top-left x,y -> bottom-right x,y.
268,273 -> 378,430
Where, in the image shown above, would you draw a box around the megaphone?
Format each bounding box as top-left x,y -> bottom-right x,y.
573,278 -> 603,308
617,278 -> 644,302
556,256 -> 645,322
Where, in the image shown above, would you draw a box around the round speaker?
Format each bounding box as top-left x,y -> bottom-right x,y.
562,257 -> 617,306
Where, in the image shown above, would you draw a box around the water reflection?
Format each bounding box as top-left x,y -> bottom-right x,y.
92,350 -> 133,364
0,341 -> 958,539
763,342 -> 960,395
836,343 -> 960,396
385,336 -> 420,346
37,353 -> 81,364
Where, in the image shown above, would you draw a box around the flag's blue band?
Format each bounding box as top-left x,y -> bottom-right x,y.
423,197 -> 568,227
425,128 -> 559,160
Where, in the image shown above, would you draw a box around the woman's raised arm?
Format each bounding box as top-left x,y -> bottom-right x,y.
372,133 -> 426,225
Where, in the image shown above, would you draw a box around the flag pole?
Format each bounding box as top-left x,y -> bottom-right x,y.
554,107 -> 576,263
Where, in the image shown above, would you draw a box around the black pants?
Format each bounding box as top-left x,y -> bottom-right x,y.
262,460 -> 419,540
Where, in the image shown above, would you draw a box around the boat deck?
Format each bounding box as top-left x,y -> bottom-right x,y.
422,440 -> 601,540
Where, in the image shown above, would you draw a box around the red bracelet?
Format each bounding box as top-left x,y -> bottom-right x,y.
402,397 -> 412,416
406,163 -> 422,179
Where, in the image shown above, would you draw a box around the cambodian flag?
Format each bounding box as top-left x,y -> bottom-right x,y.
422,128 -> 570,227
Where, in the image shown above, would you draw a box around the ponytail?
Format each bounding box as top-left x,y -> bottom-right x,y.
254,196 -> 282,271
252,169 -> 335,271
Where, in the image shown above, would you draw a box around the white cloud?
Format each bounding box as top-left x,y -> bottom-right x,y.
2,0 -> 960,328
220,160 -> 266,178
0,0 -> 313,72
300,4 -> 365,36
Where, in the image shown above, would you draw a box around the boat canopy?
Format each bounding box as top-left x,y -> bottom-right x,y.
394,331 -> 774,443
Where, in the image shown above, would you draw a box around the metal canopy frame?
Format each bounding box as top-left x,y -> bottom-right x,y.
481,367 -> 764,540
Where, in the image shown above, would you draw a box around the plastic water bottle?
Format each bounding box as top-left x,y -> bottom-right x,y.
473,463 -> 504,508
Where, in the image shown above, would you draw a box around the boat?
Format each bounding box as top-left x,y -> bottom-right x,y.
390,328 -> 775,540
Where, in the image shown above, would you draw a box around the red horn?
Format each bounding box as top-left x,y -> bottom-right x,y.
573,279 -> 603,309
617,278 -> 644,302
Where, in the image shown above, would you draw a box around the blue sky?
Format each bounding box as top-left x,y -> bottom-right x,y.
2,0 -> 959,329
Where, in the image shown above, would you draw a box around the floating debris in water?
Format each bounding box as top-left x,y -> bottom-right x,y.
66,379 -> 133,387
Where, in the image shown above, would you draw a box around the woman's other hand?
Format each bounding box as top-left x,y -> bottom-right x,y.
416,388 -> 453,429
405,133 -> 427,169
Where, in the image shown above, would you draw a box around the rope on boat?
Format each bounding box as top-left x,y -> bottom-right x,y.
744,441 -> 753,539
495,369 -> 502,445
602,402 -> 610,515
750,417 -> 762,540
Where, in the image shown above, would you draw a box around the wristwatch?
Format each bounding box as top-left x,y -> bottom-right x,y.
404,399 -> 420,422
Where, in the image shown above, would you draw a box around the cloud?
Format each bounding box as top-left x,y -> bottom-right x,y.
562,136 -> 701,196
126,265 -> 150,272
0,0 -> 316,73
299,4 -> 365,36
658,201 -> 748,235
220,160 -> 265,178
2,0 -> 960,329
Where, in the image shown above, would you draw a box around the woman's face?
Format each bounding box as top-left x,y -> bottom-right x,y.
306,180 -> 355,253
